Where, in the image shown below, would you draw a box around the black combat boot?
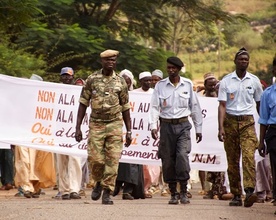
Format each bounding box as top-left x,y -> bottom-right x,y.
179,181 -> 190,204
168,182 -> 179,205
244,187 -> 257,207
229,195 -> 242,206
91,182 -> 102,201
102,189 -> 114,205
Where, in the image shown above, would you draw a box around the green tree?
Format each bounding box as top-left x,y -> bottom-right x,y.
0,0 -> 42,38
0,41 -> 46,77
1,0 -> 261,81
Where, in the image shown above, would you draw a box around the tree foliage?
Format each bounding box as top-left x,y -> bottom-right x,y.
0,0 -> 274,82
0,41 -> 46,77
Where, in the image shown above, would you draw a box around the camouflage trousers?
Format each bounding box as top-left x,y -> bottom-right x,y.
87,118 -> 123,191
224,115 -> 258,195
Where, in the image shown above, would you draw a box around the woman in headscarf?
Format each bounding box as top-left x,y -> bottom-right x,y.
113,69 -> 145,200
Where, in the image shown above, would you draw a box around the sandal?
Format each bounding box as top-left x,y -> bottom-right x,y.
145,192 -> 152,198
187,191 -> 192,198
198,190 -> 207,195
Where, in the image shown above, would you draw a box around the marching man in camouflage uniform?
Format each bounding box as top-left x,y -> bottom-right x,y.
218,47 -> 263,207
75,49 -> 132,205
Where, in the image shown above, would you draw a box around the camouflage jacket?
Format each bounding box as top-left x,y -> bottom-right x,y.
79,69 -> 130,120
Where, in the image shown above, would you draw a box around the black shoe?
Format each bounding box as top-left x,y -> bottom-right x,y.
175,192 -> 180,200
70,192 -> 81,199
180,193 -> 190,204
244,192 -> 257,207
23,191 -> 32,198
229,195 -> 242,206
91,182 -> 102,201
168,194 -> 179,205
203,190 -> 213,199
102,189 -> 113,205
62,194 -> 71,200
122,193 -> 134,200
32,189 -> 41,198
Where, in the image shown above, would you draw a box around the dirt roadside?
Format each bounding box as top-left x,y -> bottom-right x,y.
0,183 -> 275,220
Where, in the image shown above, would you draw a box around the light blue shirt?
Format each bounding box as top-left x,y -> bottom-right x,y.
218,71 -> 263,115
258,84 -> 276,125
149,77 -> 203,133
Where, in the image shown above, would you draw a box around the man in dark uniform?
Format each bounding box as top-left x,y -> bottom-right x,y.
150,56 -> 203,205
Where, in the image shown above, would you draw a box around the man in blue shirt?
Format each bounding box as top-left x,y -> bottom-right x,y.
258,56 -> 276,206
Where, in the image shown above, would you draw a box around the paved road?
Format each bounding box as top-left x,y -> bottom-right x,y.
0,183 -> 275,220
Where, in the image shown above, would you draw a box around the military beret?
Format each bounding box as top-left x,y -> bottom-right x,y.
60,67 -> 74,75
167,56 -> 184,68
100,49 -> 119,58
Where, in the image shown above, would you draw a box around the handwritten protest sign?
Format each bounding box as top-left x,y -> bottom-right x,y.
0,74 -> 262,171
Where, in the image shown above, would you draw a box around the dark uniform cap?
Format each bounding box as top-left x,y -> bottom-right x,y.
167,56 -> 184,68
100,49 -> 119,58
234,47 -> 249,60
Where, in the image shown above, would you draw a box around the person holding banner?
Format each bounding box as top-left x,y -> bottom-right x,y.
113,69 -> 145,200
151,69 -> 171,197
202,73 -> 232,201
134,71 -> 160,199
14,74 -> 56,199
75,49 -> 132,205
151,69 -> 163,88
0,146 -> 14,190
150,56 -> 203,205
56,67 -> 82,200
218,47 -> 263,207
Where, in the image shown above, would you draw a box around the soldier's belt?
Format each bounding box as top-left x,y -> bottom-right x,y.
91,112 -> 121,121
269,124 -> 276,129
226,113 -> 253,121
159,117 -> 188,124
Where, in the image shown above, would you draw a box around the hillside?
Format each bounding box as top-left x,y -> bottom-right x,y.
224,0 -> 274,15
189,0 -> 275,85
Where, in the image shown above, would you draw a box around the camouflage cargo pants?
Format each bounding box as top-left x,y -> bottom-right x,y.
87,118 -> 123,191
224,115 -> 258,195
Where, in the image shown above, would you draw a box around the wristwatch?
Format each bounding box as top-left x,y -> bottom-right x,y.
126,131 -> 132,135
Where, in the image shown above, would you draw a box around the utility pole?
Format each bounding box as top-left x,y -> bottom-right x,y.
217,21 -> 221,79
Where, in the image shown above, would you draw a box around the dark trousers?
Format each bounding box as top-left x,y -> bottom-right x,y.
159,121 -> 192,183
0,149 -> 14,185
265,127 -> 276,199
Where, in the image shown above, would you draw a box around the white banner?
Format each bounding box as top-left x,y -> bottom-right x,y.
0,74 -> 261,172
